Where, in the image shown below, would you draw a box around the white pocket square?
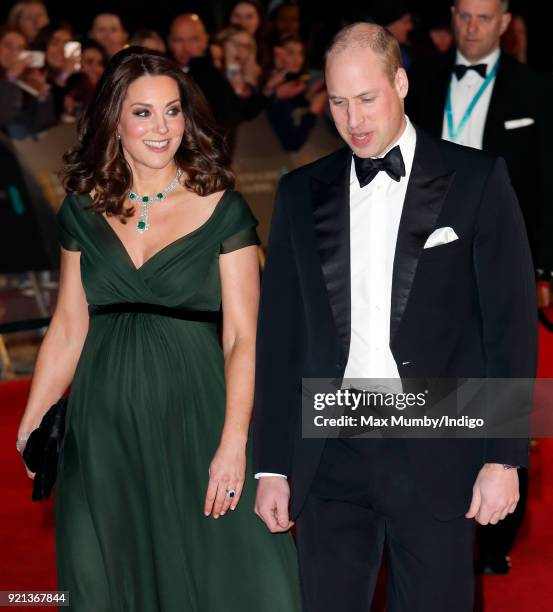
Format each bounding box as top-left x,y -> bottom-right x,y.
504,117 -> 534,130
423,227 -> 459,249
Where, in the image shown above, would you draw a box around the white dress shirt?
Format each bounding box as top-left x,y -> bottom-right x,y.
342,117 -> 416,388
441,47 -> 500,150
256,117 -> 417,479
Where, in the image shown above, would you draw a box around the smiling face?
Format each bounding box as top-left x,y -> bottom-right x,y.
452,0 -> 511,62
326,46 -> 408,158
117,75 -> 185,173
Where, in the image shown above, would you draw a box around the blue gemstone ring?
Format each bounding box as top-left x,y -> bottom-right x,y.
227,489 -> 236,498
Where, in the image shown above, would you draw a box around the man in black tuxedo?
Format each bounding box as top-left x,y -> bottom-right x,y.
407,0 -> 553,297
407,0 -> 551,574
253,22 -> 537,612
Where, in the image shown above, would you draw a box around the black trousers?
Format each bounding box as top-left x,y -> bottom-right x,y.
295,438 -> 475,612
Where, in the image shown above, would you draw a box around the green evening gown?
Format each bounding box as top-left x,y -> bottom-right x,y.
54,191 -> 301,612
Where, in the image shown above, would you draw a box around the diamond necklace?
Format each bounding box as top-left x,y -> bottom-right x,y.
128,168 -> 182,234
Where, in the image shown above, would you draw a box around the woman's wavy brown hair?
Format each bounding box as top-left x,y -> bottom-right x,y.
62,46 -> 235,220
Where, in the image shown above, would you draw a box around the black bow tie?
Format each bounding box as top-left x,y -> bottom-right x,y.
454,63 -> 487,80
354,145 -> 406,188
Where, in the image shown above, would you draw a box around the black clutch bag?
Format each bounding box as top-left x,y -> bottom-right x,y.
22,397 -> 68,501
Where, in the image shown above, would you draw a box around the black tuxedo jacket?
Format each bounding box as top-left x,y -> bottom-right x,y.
253,128 -> 537,521
407,50 -> 553,273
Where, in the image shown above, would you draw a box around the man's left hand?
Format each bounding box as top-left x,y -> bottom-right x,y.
465,463 -> 519,525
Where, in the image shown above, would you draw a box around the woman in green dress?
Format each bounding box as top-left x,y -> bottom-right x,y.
17,47 -> 301,611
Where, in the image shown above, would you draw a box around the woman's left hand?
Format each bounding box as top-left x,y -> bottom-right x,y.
204,442 -> 246,518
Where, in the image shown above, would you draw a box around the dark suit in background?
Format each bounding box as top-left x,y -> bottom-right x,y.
407,50 -> 553,277
407,49 -> 552,573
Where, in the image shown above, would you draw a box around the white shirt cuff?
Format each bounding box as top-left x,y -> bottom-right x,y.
254,472 -> 287,479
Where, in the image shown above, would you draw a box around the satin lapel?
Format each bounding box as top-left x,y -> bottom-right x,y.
310,147 -> 352,358
390,130 -> 455,342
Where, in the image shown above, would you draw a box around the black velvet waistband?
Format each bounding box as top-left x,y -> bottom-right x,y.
88,303 -> 220,322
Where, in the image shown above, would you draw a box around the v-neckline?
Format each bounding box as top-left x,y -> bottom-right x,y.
91,190 -> 230,272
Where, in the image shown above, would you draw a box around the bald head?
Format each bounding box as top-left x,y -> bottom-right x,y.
170,13 -> 206,34
168,13 -> 208,67
325,23 -> 402,84
324,22 -> 408,158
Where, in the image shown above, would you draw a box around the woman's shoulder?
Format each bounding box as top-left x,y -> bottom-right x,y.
57,192 -> 92,214
56,192 -> 94,231
56,193 -> 93,252
219,189 -> 257,223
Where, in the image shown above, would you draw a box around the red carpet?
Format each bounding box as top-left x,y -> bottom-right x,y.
1,325 -> 553,610
480,321 -> 553,611
0,378 -> 56,606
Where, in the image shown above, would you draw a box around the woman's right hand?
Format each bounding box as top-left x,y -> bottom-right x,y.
16,428 -> 36,480
23,463 -> 36,480
15,248 -> 87,489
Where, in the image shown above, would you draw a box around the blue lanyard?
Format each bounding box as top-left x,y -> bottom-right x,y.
446,58 -> 499,142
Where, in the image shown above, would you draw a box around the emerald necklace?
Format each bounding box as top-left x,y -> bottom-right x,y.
128,168 -> 182,234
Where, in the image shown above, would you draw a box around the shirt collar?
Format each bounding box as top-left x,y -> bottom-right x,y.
350,115 -> 417,185
379,115 -> 416,160
455,47 -> 501,69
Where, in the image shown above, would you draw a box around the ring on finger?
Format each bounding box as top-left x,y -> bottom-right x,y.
226,488 -> 236,499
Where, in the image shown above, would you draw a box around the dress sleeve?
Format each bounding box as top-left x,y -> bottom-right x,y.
56,196 -> 81,251
220,192 -> 261,254
220,226 -> 261,253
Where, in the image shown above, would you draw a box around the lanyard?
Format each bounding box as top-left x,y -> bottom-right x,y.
446,58 -> 499,142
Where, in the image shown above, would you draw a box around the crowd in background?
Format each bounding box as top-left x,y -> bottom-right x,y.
0,0 -> 530,155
